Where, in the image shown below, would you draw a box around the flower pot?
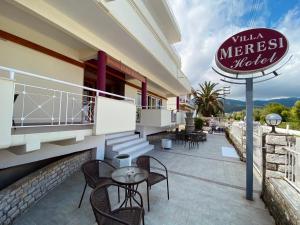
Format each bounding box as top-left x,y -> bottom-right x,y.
113,154 -> 131,168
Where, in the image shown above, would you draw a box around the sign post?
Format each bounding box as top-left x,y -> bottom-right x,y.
246,78 -> 253,200
214,28 -> 289,200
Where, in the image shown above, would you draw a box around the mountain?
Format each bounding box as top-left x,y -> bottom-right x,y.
224,97 -> 300,113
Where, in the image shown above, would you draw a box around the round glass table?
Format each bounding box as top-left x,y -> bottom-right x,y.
112,166 -> 148,208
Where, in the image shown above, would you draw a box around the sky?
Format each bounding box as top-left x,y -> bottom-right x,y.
168,0 -> 300,100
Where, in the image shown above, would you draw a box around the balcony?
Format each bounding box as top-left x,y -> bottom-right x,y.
0,66 -> 136,152
136,107 -> 183,127
179,96 -> 195,108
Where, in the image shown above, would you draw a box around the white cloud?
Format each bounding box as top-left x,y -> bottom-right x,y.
169,0 -> 300,100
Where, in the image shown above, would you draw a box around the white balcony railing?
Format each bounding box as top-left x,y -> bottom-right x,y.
0,66 -> 134,128
284,145 -> 300,193
13,83 -> 96,127
0,66 -> 136,150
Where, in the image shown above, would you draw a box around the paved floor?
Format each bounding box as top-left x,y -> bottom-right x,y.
13,134 -> 274,225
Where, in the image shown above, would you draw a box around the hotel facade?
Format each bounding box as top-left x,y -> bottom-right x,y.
0,0 -> 190,185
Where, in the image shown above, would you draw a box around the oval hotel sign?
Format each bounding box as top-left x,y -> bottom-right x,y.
215,28 -> 288,74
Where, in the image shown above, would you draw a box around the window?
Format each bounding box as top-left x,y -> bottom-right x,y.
157,99 -> 162,109
136,93 -> 141,107
137,92 -> 162,109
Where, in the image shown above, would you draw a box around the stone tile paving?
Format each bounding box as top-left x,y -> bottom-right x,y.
13,134 -> 274,225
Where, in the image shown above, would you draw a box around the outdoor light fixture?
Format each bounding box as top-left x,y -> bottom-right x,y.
265,113 -> 282,133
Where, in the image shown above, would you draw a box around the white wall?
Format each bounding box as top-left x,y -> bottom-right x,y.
93,96 -> 136,135
0,79 -> 14,149
167,97 -> 177,110
0,7 -> 86,125
140,109 -> 172,127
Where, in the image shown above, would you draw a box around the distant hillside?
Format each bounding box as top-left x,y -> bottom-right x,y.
224,97 -> 300,113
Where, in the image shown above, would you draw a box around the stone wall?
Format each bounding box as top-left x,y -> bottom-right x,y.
262,133 -> 300,225
0,150 -> 92,225
262,178 -> 300,225
264,134 -> 294,178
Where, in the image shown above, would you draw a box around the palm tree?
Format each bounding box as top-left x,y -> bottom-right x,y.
192,81 -> 224,117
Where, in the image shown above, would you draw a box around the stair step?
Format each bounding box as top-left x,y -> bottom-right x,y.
130,145 -> 154,160
108,138 -> 146,151
117,141 -> 149,155
105,131 -> 135,140
105,140 -> 153,160
106,134 -> 139,145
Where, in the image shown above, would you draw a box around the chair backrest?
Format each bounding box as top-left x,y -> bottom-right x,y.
82,160 -> 115,188
90,185 -> 112,225
14,94 -> 19,102
136,155 -> 150,172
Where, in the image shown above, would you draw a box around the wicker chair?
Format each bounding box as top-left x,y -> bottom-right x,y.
78,160 -> 119,208
136,155 -> 169,211
90,183 -> 144,225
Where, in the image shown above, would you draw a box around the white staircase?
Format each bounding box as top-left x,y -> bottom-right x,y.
105,131 -> 154,160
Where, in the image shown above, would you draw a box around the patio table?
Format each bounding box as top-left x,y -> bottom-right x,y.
111,166 -> 148,208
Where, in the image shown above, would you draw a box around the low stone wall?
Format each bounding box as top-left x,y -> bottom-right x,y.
262,133 -> 300,225
225,128 -> 246,161
262,178 -> 300,225
0,150 -> 92,225
227,127 -> 300,225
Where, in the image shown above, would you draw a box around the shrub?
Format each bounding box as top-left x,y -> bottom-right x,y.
194,117 -> 204,130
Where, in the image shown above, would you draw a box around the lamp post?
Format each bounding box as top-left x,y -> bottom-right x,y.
265,113 -> 282,133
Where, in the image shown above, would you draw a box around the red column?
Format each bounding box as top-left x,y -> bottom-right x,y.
141,78 -> 147,109
176,96 -> 180,112
97,50 -> 107,95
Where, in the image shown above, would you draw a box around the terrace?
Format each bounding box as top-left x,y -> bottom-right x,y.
12,134 -> 274,225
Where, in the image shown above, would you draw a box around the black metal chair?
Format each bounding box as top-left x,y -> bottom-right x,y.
136,155 -> 169,211
78,160 -> 119,208
90,183 -> 144,225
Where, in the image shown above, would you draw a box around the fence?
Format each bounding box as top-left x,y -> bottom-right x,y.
0,65 -> 134,128
284,144 -> 300,193
229,121 -> 300,192
253,125 -> 263,175
229,121 -> 263,173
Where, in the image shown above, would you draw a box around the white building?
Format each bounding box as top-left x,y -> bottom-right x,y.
0,0 -> 191,170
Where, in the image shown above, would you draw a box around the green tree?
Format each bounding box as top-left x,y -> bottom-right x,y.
253,108 -> 262,121
259,103 -> 288,123
192,81 -> 224,117
281,110 -> 290,122
290,100 -> 300,121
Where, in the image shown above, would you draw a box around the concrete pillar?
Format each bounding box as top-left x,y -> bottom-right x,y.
97,50 -> 107,95
141,78 -> 147,109
176,96 -> 180,112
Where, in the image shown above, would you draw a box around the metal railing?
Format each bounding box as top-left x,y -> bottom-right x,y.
179,96 -> 194,106
0,66 -> 135,128
284,145 -> 300,193
136,105 -> 167,110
